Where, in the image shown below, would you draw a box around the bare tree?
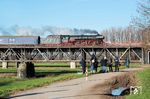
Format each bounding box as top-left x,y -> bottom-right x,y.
131,0 -> 150,44
138,0 -> 150,28
100,26 -> 141,43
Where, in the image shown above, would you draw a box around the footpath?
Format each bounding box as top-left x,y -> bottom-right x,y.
7,67 -> 145,99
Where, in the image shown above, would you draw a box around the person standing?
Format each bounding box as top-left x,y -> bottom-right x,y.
114,56 -> 119,72
100,56 -> 108,73
80,58 -> 86,74
90,54 -> 96,73
90,58 -> 95,73
108,58 -> 113,72
94,58 -> 98,73
125,56 -> 130,68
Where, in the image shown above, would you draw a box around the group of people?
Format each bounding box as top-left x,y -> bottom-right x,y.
80,55 -> 130,74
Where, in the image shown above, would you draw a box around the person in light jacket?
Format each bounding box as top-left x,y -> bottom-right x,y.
100,56 -> 108,73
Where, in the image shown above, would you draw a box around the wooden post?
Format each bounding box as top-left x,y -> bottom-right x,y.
129,47 -> 131,61
142,48 -> 144,64
81,49 -> 86,60
85,67 -> 88,81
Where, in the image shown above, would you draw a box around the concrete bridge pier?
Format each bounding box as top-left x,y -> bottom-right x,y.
2,61 -> 8,69
70,49 -> 76,69
17,62 -> 35,79
70,61 -> 76,69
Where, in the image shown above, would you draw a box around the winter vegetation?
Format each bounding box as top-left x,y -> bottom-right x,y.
100,26 -> 142,43
101,0 -> 150,44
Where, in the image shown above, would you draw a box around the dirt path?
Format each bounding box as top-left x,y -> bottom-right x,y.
7,68 -> 144,99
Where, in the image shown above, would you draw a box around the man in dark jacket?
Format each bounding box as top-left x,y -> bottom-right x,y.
114,56 -> 119,72
80,58 -> 86,74
108,58 -> 113,72
94,58 -> 98,73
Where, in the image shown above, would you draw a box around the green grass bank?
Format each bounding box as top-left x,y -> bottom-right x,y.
126,68 -> 150,99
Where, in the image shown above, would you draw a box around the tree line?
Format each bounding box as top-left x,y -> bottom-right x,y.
100,0 -> 150,44
101,26 -> 142,43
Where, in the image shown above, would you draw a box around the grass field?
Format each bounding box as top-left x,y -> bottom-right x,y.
126,68 -> 150,99
0,62 -> 142,98
0,73 -> 84,97
0,62 -> 84,97
0,67 -> 83,97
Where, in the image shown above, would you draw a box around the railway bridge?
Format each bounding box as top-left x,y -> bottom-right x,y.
0,42 -> 149,78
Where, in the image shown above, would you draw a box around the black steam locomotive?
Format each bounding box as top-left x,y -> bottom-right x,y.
41,34 -> 104,46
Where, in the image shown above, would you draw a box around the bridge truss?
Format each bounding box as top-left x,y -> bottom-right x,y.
0,45 -> 143,63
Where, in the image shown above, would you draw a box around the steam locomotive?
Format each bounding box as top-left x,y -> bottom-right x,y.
0,34 -> 104,46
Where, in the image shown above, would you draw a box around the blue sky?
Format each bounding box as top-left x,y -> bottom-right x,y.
0,0 -> 138,32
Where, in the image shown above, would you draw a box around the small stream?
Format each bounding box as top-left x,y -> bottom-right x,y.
111,87 -> 129,96
100,72 -> 136,99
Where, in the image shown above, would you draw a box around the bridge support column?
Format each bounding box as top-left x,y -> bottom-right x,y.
2,62 -> 8,69
81,50 -> 86,60
70,61 -> 76,69
59,52 -> 63,60
17,62 -> 35,79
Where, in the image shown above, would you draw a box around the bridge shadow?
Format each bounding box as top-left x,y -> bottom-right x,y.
35,70 -> 80,78
5,89 -> 68,99
51,92 -> 128,99
35,66 -> 70,68
50,93 -> 116,99
0,81 -> 13,86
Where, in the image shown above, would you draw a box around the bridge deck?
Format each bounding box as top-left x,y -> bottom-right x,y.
0,44 -> 142,48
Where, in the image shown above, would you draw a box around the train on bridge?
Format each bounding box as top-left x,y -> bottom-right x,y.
0,34 -> 104,46
0,34 -> 148,79
0,34 -> 146,64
